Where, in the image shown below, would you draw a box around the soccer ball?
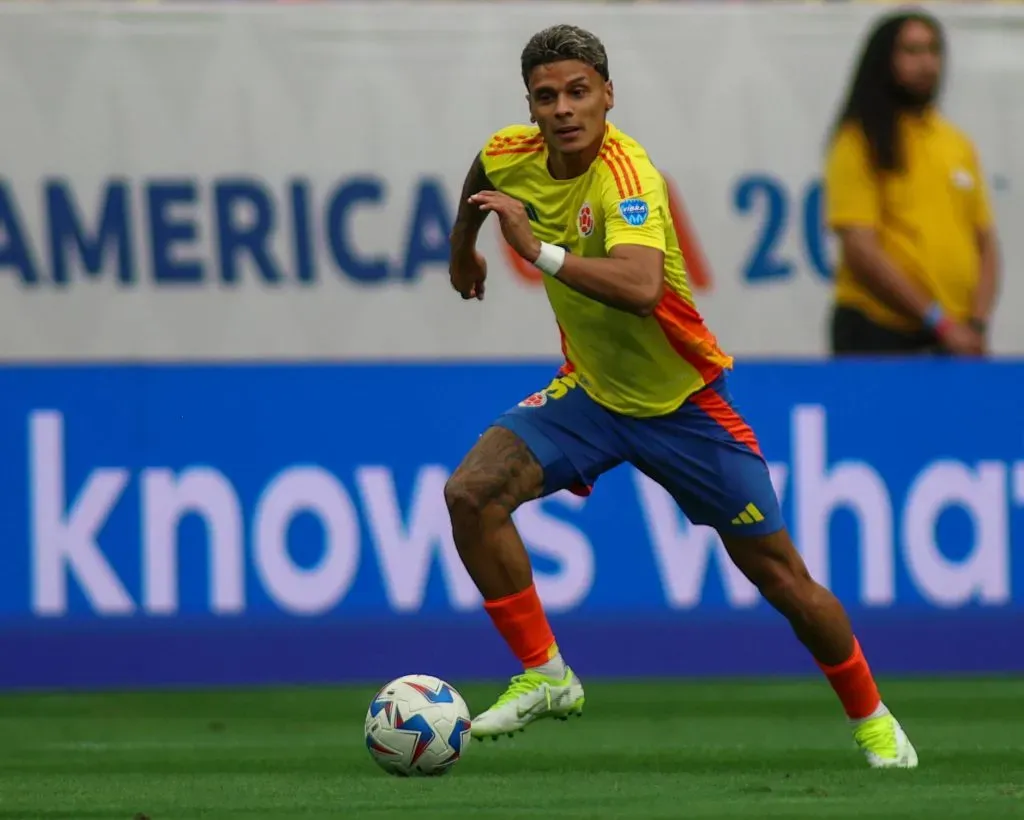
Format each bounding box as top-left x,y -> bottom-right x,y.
364,674 -> 472,777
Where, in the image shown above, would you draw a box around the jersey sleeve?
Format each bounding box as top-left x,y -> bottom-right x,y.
824,125 -> 881,229
599,147 -> 668,254
478,124 -> 543,187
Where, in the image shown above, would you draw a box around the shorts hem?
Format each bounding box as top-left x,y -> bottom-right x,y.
714,520 -> 786,538
492,414 -> 585,495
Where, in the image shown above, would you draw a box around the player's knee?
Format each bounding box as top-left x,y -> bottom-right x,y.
757,568 -> 804,612
444,427 -> 543,533
745,550 -> 814,615
760,564 -> 832,627
443,474 -> 480,521
443,472 -> 512,528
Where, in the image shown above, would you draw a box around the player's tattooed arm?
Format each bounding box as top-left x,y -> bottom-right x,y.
449,153 -> 496,301
449,153 -> 495,255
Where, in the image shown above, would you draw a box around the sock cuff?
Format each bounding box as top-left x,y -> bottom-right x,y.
482,583 -> 556,669
483,584 -> 538,613
817,637 -> 863,675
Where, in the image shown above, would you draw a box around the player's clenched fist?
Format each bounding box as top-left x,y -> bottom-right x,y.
449,248 -> 487,301
469,191 -> 542,265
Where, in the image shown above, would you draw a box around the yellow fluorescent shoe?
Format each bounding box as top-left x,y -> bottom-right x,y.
853,709 -> 919,769
470,667 -> 585,740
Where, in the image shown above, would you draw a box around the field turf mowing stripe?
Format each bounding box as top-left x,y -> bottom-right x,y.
0,678 -> 1021,819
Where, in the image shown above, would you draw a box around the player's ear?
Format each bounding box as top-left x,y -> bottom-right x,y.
605,80 -> 615,112
526,93 -> 536,123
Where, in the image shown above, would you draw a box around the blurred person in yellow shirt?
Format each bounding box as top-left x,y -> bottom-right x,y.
824,10 -> 1000,356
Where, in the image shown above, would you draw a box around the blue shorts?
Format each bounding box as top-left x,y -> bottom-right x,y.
494,371 -> 783,536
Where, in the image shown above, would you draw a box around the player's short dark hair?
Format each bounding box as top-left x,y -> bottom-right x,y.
520,24 -> 610,89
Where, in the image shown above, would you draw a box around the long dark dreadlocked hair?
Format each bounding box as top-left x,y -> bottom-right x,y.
829,11 -> 945,173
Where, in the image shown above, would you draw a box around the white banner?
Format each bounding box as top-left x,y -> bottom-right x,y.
0,2 -> 1021,359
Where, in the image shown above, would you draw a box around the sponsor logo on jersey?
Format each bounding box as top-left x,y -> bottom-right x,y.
618,197 -> 649,226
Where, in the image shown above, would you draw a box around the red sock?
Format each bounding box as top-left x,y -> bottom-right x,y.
483,584 -> 558,668
817,637 -> 882,720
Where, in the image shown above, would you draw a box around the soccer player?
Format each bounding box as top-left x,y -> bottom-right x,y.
445,24 -> 917,768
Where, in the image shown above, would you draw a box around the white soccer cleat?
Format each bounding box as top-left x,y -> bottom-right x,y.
853,708 -> 919,769
470,667 -> 586,740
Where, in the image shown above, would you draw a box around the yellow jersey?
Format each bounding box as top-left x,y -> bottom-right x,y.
479,122 -> 732,418
825,111 -> 993,331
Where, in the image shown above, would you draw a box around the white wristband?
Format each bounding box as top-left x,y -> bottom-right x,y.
534,242 -> 566,277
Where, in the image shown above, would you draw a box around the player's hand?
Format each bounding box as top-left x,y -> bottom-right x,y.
939,322 -> 985,356
469,191 -> 541,264
449,248 -> 487,301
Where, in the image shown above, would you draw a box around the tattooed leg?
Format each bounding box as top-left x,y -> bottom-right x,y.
445,426 -> 582,730
443,427 -> 545,599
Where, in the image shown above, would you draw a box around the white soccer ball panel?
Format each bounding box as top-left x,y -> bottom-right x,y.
364,674 -> 472,777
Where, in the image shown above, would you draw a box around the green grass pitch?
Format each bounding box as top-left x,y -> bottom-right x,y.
1,677 -> 1023,819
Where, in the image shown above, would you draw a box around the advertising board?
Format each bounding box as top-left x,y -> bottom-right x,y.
1,360 -> 1021,688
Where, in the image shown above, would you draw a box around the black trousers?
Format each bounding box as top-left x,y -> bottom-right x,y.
830,305 -> 940,356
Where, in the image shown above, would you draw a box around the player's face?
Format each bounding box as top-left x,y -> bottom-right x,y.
526,61 -> 613,154
892,20 -> 942,105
